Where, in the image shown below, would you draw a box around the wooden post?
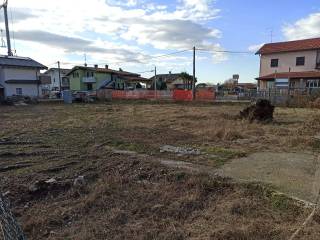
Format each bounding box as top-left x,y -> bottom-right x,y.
58,61 -> 62,94
154,66 -> 157,99
192,46 -> 196,100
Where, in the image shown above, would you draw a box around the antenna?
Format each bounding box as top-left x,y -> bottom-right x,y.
84,53 -> 87,67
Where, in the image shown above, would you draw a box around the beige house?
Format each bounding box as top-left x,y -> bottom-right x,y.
256,38 -> 320,90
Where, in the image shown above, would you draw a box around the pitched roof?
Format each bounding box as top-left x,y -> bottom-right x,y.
149,73 -> 182,83
256,71 -> 320,80
66,66 -> 140,77
0,55 -> 47,69
121,75 -> 150,83
256,38 -> 320,55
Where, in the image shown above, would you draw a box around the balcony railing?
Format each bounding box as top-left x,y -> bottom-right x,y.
82,77 -> 96,83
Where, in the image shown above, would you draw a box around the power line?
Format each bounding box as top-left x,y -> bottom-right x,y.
136,70 -> 155,74
196,48 -> 253,54
104,48 -> 193,65
55,48 -> 193,67
47,47 -> 251,71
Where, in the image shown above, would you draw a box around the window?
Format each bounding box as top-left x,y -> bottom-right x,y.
289,81 -> 296,88
307,79 -> 320,88
53,78 -> 56,83
16,88 -> 22,95
296,57 -> 305,66
270,59 -> 279,68
87,83 -> 93,91
316,50 -> 320,69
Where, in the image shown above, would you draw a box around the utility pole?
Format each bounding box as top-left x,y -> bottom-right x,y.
58,61 -> 62,95
154,65 -> 157,99
1,0 -> 12,56
192,46 -> 196,100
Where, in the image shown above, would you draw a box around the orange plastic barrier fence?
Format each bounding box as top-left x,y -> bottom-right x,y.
109,89 -> 215,101
196,88 -> 215,101
173,89 -> 193,101
111,90 -> 172,100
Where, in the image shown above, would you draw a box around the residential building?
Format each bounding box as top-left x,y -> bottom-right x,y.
43,68 -> 71,91
0,55 -> 47,99
256,37 -> 320,90
150,72 -> 193,90
67,65 -> 150,91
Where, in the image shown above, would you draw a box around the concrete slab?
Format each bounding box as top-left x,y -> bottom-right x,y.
219,152 -> 320,203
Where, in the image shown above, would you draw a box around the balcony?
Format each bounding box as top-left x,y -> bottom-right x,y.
82,77 -> 96,83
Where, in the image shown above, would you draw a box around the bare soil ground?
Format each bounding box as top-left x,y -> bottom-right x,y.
1,101 -> 320,239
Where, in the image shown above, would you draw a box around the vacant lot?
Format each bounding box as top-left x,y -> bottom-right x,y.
1,101 -> 320,239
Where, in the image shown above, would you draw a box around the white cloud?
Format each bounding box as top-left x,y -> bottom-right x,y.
282,12 -> 320,40
2,0 -> 225,68
178,0 -> 219,20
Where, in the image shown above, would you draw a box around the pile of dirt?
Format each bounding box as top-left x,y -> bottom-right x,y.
240,99 -> 275,122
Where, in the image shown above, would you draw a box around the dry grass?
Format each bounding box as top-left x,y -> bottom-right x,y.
1,101 -> 320,239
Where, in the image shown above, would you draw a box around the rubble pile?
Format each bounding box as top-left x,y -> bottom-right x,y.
240,99 -> 275,122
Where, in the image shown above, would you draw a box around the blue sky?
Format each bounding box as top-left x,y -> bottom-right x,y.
1,0 -> 320,83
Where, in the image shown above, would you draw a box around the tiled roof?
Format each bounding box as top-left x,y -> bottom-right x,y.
257,38 -> 320,55
0,56 -> 47,69
121,75 -> 150,82
149,73 -> 181,83
67,66 -> 140,77
256,71 -> 320,80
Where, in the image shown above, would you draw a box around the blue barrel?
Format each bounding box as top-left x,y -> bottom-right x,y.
63,90 -> 72,104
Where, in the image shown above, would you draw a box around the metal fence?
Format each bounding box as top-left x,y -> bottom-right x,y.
216,88 -> 320,105
0,194 -> 26,240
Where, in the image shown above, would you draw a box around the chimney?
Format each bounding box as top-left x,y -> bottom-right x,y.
84,63 -> 88,67
94,64 -> 98,68
169,71 -> 172,75
119,68 -> 123,72
105,65 -> 109,69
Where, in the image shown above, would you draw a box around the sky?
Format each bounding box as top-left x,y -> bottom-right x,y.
0,0 -> 319,83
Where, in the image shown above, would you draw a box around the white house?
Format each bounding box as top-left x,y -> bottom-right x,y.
0,55 -> 47,99
43,68 -> 71,91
